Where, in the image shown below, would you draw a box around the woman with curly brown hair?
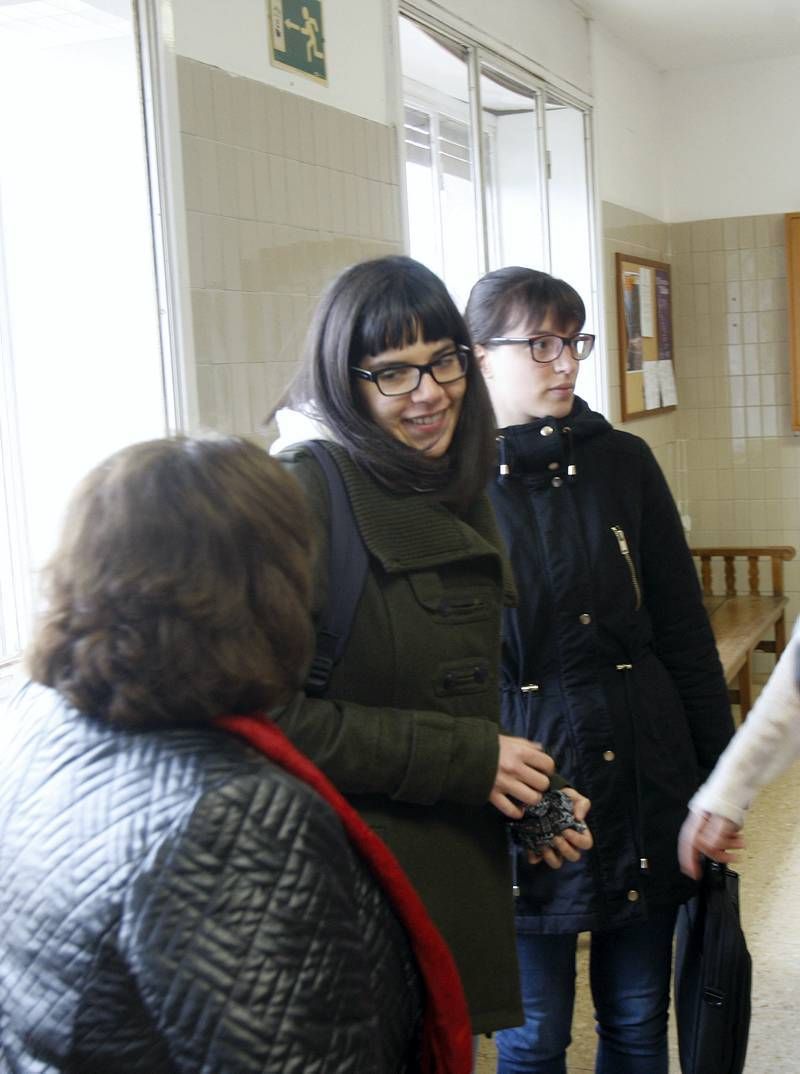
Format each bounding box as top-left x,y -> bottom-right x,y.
0,435 -> 473,1074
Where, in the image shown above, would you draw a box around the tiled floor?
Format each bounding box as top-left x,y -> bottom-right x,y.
477,718 -> 800,1073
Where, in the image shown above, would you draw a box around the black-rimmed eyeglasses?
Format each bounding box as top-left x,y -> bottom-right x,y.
351,345 -> 470,397
488,333 -> 596,364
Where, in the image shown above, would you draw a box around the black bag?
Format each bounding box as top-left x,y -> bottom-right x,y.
674,860 -> 751,1074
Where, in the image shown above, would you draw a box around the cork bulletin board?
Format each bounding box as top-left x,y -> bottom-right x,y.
615,253 -> 677,421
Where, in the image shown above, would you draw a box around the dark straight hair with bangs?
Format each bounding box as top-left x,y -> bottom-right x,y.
278,255 -> 496,509
465,266 -> 586,347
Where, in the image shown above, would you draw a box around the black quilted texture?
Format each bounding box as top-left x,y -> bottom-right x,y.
0,685 -> 421,1073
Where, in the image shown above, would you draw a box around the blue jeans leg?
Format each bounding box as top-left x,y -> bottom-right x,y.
590,906 -> 678,1074
495,931 -> 577,1074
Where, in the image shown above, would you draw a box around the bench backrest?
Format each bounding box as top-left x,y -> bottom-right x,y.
690,546 -> 795,598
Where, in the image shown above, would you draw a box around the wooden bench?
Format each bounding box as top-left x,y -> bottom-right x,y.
691,546 -> 795,717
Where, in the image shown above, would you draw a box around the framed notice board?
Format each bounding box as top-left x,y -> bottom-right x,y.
615,253 -> 677,421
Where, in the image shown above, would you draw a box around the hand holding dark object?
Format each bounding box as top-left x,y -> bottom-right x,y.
678,809 -> 745,880
490,734 -> 556,818
509,788 -> 592,869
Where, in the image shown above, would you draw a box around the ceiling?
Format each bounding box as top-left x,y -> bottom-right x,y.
574,0 -> 800,71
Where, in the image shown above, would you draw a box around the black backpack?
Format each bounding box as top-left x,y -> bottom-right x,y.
674,859 -> 751,1074
302,441 -> 368,697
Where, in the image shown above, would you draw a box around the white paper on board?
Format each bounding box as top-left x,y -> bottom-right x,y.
657,359 -> 678,406
643,361 -> 660,408
639,267 -> 654,337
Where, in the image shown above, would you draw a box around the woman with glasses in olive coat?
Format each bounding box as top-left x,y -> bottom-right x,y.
465,267 -> 734,1074
269,255 -> 592,1047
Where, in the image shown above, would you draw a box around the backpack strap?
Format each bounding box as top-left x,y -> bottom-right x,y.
303,440 -> 369,697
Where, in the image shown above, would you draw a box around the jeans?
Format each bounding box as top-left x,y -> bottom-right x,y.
495,907 -> 678,1074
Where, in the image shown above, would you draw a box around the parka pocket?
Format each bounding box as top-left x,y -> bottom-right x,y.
611,525 -> 642,611
408,570 -> 492,624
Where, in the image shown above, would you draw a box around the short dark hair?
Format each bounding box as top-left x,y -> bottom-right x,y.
464,266 -> 586,345
278,255 -> 496,509
27,437 -> 313,729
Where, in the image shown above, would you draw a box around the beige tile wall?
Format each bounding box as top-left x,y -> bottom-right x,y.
671,210 -> 800,637
176,56 -> 403,439
603,201 -> 800,639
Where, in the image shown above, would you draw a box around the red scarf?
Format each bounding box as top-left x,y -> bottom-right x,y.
217,714 -> 473,1074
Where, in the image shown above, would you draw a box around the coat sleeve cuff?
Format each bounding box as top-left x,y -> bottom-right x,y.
392,713 -> 499,806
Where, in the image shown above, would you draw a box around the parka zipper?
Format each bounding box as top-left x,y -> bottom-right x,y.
611,525 -> 642,611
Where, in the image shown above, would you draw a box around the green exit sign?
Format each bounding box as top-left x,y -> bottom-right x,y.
268,0 -> 327,85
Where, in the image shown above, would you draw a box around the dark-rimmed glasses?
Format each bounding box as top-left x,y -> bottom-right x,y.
350,345 -> 469,397
488,333 -> 596,364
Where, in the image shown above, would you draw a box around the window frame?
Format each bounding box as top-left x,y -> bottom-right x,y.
396,3 -> 605,411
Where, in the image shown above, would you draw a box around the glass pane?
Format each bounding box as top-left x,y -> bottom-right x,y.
399,15 -> 480,309
480,67 -> 546,272
546,97 -> 593,323
403,105 -> 439,275
546,95 -> 598,408
0,0 -> 167,652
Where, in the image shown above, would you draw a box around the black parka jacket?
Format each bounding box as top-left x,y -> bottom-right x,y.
276,442 -> 523,1034
0,685 -> 421,1074
489,399 -> 734,935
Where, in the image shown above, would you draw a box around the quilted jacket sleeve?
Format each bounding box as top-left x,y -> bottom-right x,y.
274,450 -> 500,808
118,768 -> 414,1074
638,442 -> 734,776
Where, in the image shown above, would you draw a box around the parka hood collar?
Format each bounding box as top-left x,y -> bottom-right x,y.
495,397 -> 611,483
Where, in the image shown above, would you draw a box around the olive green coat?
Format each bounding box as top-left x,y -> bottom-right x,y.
276,442 -> 523,1034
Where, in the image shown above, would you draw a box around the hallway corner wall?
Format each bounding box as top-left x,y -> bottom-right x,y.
669,210 -> 799,634
602,202 -> 800,649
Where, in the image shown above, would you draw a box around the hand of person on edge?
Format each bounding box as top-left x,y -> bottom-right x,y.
527,788 -> 593,869
678,809 -> 746,880
490,734 -> 555,818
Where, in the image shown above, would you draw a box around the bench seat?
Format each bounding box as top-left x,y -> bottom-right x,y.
692,546 -> 795,717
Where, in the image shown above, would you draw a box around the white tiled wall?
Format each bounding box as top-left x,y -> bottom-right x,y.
603,201 -> 800,637
176,56 -> 403,439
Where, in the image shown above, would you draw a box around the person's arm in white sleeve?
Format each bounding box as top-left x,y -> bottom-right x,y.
679,621 -> 800,878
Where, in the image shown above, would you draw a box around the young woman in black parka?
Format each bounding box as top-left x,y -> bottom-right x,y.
465,267 -> 735,1074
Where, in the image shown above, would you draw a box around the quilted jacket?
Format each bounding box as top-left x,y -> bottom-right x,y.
489,398 -> 734,934
0,684 -> 422,1074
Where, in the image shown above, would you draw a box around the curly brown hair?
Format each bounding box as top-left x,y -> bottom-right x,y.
27,436 -> 314,728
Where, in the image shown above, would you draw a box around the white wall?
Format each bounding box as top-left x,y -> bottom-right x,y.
662,53 -> 800,221
590,22 -> 665,221
429,0 -> 591,98
171,0 -> 593,126
170,0 -> 391,123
